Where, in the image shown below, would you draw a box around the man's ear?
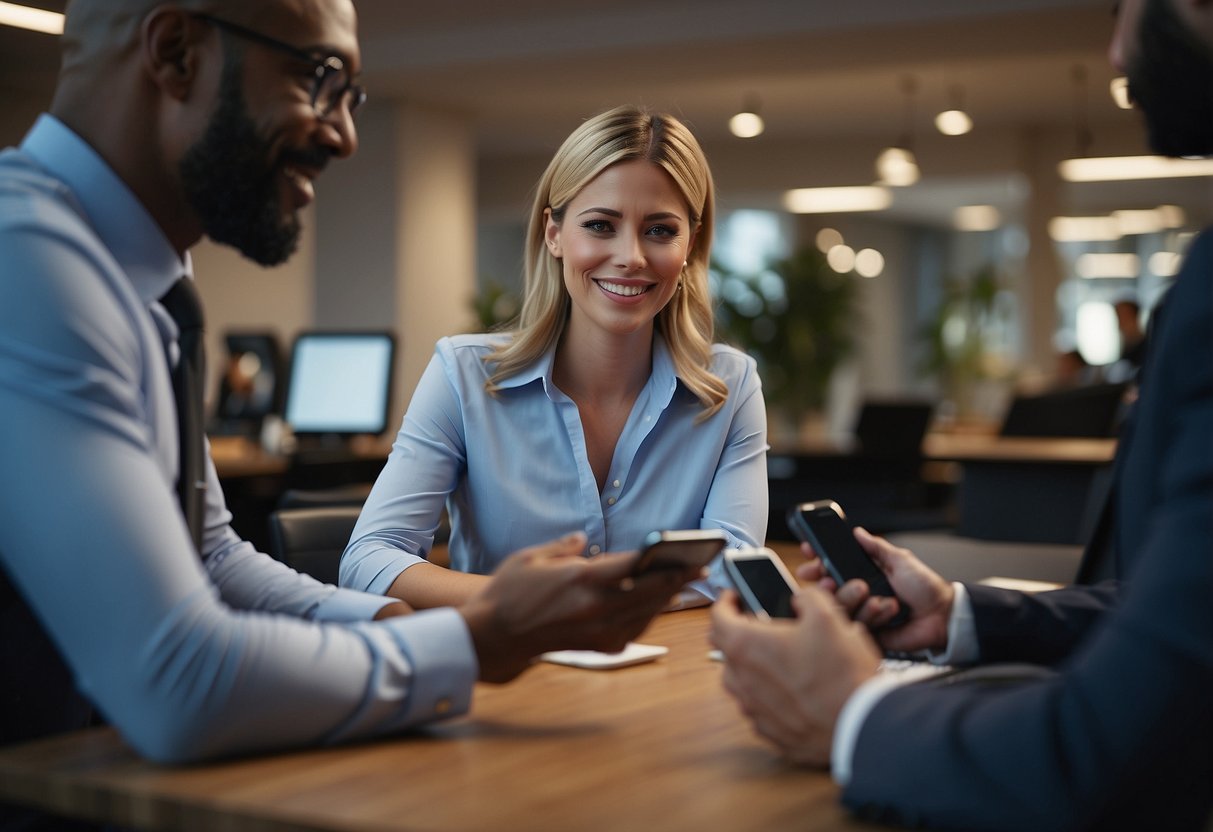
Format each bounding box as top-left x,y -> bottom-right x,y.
544,207 -> 563,258
141,8 -> 207,101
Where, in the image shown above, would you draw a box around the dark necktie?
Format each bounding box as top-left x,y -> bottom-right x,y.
159,278 -> 207,552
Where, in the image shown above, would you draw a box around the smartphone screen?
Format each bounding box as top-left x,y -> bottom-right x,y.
787,501 -> 910,627
725,552 -> 796,619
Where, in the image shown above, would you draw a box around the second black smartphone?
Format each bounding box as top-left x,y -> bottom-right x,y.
786,500 -> 910,628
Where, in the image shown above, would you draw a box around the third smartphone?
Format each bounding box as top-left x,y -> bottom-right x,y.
786,500 -> 911,629
722,547 -> 798,620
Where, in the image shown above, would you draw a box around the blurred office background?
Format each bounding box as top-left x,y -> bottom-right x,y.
3,0 -> 1209,442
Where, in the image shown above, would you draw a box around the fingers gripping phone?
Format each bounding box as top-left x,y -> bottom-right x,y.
631,529 -> 727,576
723,547 -> 798,621
786,500 -> 910,629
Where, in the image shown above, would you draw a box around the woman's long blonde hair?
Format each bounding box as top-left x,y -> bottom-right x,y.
485,105 -> 728,417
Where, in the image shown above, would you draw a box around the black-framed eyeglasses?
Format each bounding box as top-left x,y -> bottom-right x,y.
193,13 -> 366,119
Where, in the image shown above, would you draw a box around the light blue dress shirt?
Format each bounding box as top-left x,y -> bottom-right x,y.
0,115 -> 477,763
341,332 -> 769,596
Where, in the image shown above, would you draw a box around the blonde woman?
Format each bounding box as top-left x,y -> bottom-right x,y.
341,106 -> 768,608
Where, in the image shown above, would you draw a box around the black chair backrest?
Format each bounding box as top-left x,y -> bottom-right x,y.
853,400 -> 935,458
1000,382 -> 1128,438
276,484 -> 373,510
267,505 -> 362,585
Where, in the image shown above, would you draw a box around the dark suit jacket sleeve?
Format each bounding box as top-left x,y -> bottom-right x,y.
964,580 -> 1120,665
839,233 -> 1213,831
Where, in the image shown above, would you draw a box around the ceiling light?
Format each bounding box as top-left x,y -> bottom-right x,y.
935,85 -> 973,136
854,248 -> 884,278
876,76 -> 920,186
826,245 -> 856,273
1075,252 -> 1140,279
875,146 -> 920,186
0,1 -> 63,33
783,186 -> 892,214
815,227 -> 844,253
1149,251 -> 1182,277
954,205 -> 1001,232
1112,209 -> 1165,236
1059,155 -> 1213,181
1048,216 -> 1123,242
729,95 -> 764,139
1109,77 -> 1132,110
935,110 -> 973,137
1156,204 -> 1186,228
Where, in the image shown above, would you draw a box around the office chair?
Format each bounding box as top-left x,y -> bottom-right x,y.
277,484 -> 374,510
853,399 -> 935,459
267,505 -> 362,585
276,485 -> 451,546
999,382 -> 1129,438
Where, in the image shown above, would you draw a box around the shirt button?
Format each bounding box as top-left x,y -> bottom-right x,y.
612,479 -> 621,488
607,497 -> 617,506
589,544 -> 601,555
435,697 -> 453,715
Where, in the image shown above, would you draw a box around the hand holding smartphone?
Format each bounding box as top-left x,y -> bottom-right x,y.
631,529 -> 727,577
786,500 -> 910,629
722,547 -> 798,621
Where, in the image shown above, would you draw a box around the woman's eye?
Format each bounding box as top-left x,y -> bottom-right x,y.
581,220 -> 613,233
648,224 -> 678,239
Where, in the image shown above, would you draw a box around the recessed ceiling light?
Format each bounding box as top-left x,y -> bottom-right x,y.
783,186 -> 892,214
0,2 -> 63,35
1059,155 -> 1213,181
954,205 -> 1001,232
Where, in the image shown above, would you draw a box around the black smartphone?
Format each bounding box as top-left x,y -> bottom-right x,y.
631,529 -> 727,576
786,500 -> 910,628
723,547 -> 798,620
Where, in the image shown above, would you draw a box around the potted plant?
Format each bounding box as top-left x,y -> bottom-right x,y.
714,247 -> 858,438
916,262 -> 1015,422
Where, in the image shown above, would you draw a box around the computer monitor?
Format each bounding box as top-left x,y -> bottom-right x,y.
283,331 -> 396,437
211,331 -> 284,436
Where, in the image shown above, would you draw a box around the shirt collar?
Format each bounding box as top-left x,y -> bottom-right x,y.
495,331 -> 682,405
21,114 -> 191,305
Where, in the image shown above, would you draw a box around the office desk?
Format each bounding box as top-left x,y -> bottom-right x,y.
920,434 -> 1116,465
0,608 -> 881,832
209,436 -> 394,480
210,436 -> 392,552
923,435 -> 1116,544
768,433 -> 1115,544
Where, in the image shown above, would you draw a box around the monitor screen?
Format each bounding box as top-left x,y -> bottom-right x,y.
284,331 -> 395,436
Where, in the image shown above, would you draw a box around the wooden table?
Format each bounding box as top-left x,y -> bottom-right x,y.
921,434 -> 1116,544
0,607 -> 882,832
920,433 -> 1116,465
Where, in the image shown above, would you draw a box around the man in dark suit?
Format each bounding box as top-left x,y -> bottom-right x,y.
711,0 -> 1213,828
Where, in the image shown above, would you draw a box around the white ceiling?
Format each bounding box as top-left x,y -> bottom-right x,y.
3,0 -> 1209,226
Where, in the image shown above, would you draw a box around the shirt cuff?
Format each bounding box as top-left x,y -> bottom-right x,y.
831,663 -> 946,786
380,607 -> 478,724
311,586 -> 403,622
924,582 -> 980,666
